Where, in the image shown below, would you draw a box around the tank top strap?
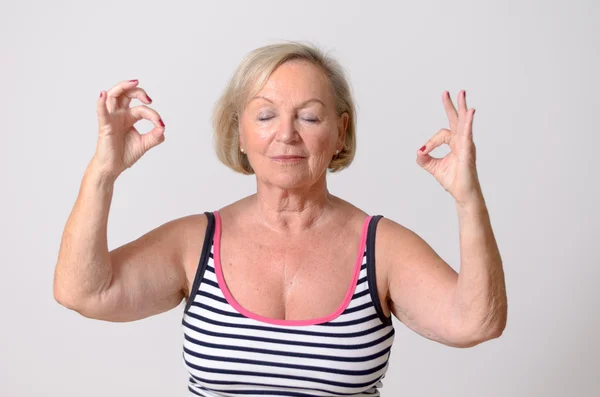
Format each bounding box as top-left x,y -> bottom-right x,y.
365,215 -> 392,326
183,211 -> 216,314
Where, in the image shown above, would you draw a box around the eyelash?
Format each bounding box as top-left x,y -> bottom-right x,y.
257,116 -> 319,123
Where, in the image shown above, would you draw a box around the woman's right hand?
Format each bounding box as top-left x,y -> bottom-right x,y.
92,79 -> 166,180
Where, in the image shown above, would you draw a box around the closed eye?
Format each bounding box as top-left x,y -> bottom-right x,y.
257,116 -> 319,123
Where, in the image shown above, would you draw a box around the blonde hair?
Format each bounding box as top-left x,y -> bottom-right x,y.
212,40 -> 357,174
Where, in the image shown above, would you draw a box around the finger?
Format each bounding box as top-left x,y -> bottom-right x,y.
415,148 -> 440,171
463,108 -> 475,140
107,79 -> 139,100
458,90 -> 468,118
108,80 -> 139,98
443,91 -> 458,131
97,90 -> 110,130
128,105 -> 165,130
106,79 -> 139,112
418,128 -> 451,156
119,87 -> 153,109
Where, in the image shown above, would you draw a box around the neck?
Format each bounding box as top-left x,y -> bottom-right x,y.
252,175 -> 332,234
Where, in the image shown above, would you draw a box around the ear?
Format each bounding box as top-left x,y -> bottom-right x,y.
337,112 -> 349,148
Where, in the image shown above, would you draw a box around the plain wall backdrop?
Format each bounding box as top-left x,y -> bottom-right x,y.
1,0 -> 598,396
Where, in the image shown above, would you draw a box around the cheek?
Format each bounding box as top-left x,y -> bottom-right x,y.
257,127 -> 274,141
243,121 -> 274,144
253,121 -> 276,141
308,125 -> 336,150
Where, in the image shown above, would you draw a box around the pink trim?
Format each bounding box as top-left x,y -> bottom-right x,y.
213,210 -> 372,326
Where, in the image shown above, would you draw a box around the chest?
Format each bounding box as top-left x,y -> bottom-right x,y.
220,232 -> 361,321
214,217 -> 390,321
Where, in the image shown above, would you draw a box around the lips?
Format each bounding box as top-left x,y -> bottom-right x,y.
271,155 -> 305,159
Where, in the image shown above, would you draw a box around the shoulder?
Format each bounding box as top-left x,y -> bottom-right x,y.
162,212 -> 209,241
165,213 -> 213,298
373,215 -> 456,311
371,216 -> 445,290
374,217 -> 418,251
373,216 -> 439,270
177,212 -> 212,254
150,212 -> 210,269
134,213 -> 208,254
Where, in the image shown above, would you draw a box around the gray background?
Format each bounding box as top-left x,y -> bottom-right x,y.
1,0 -> 598,396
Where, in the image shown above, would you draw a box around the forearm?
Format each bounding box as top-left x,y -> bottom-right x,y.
53,157 -> 116,306
452,192 -> 507,340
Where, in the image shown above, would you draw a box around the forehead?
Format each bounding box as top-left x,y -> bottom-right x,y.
251,60 -> 333,104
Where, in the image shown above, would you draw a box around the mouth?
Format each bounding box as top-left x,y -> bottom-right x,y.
271,155 -> 305,160
270,155 -> 306,164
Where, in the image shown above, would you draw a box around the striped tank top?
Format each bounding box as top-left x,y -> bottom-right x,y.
181,211 -> 395,397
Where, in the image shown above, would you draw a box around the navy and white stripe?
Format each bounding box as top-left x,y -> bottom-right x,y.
181,212 -> 395,397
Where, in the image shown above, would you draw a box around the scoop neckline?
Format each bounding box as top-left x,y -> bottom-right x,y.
212,210 -> 371,327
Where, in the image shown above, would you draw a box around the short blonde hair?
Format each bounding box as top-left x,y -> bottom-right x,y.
212,40 -> 357,174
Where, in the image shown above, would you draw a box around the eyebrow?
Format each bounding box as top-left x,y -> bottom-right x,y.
250,95 -> 326,108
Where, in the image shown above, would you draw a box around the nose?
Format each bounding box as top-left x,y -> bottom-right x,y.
275,114 -> 298,144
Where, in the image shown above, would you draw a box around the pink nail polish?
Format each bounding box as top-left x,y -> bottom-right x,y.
129,79 -> 138,83
158,119 -> 165,127
146,94 -> 152,102
419,145 -> 426,152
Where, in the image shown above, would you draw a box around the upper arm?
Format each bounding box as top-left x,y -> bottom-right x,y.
378,218 -> 475,347
77,214 -> 206,322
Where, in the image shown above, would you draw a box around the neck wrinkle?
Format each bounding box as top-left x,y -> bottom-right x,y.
253,174 -> 333,234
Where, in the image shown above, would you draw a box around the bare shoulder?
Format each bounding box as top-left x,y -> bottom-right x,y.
175,213 -> 210,298
113,211 -> 210,298
374,217 -> 439,270
374,216 -> 456,302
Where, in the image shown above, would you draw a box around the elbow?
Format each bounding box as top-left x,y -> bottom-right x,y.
53,265 -> 82,311
53,284 -> 82,311
53,279 -> 95,315
448,311 -> 507,348
456,320 -> 506,348
464,301 -> 508,347
487,314 -> 507,340
53,275 -> 71,308
54,287 -> 100,319
448,328 -> 500,349
473,323 -> 505,347
53,264 -> 112,317
481,302 -> 508,341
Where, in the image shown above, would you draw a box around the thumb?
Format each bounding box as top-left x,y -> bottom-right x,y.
141,126 -> 166,151
97,90 -> 110,130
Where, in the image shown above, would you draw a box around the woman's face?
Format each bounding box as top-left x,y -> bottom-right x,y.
239,60 -> 348,189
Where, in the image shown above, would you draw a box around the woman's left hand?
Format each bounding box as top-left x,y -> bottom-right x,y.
416,90 -> 483,206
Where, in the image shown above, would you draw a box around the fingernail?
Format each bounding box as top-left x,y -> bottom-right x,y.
99,91 -> 103,98
145,94 -> 152,102
158,119 -> 165,127
419,145 -> 426,152
129,79 -> 138,83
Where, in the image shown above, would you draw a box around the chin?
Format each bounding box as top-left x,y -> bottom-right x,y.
266,170 -> 311,189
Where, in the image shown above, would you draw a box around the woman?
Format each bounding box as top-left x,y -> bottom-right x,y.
54,42 -> 507,396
